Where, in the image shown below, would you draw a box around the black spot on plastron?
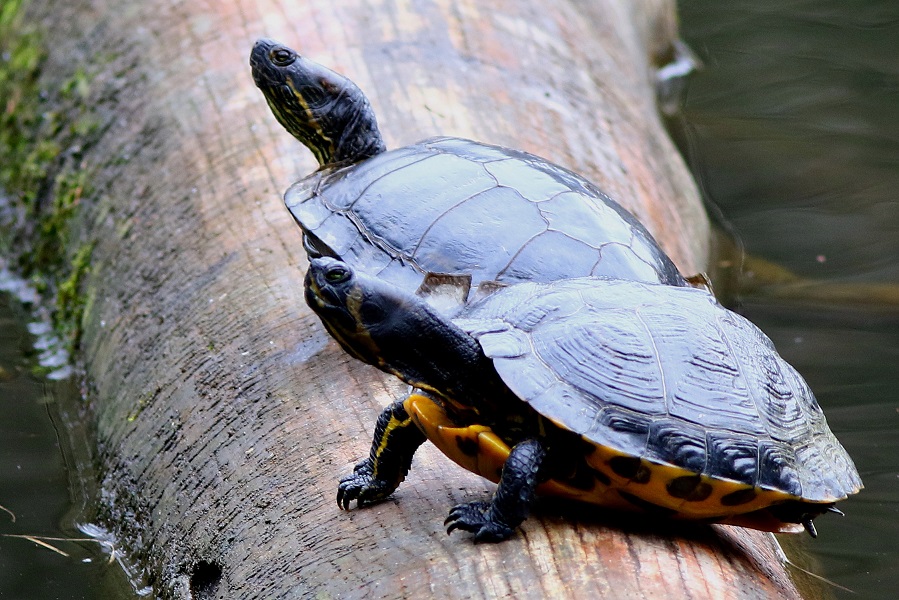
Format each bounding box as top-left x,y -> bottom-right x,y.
455,435 -> 479,457
608,456 -> 651,484
666,475 -> 713,502
561,463 -> 600,491
592,468 -> 612,487
720,488 -> 758,507
617,490 -> 677,517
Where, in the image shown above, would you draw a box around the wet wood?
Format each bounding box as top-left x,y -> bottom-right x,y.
27,0 -> 806,597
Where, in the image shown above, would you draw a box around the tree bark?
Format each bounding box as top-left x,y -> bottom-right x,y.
27,0 -> 806,597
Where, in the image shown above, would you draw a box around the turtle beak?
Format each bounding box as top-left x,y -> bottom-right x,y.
249,38 -> 281,88
304,265 -> 336,311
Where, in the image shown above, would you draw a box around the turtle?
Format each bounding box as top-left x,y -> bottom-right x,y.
249,38 -> 693,305
304,257 -> 862,542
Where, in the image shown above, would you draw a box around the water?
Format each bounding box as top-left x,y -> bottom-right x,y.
0,292 -> 133,599
678,1 -> 899,598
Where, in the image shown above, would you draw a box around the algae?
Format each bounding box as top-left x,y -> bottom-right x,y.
1,0 -> 104,354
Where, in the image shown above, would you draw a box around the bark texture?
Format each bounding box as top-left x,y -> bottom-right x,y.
27,0 -> 807,597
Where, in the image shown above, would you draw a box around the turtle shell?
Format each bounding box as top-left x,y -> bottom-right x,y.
287,137 -> 686,307
450,277 -> 862,521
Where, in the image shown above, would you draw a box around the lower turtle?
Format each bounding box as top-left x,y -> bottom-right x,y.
304,258 -> 862,542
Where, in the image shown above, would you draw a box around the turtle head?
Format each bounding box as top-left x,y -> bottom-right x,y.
304,257 -> 408,372
250,39 -> 386,168
305,258 -> 489,397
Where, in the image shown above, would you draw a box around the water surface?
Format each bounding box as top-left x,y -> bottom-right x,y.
0,293 -> 132,599
679,2 -> 899,598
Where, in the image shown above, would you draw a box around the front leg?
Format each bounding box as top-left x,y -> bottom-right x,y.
445,438 -> 545,542
338,399 -> 426,509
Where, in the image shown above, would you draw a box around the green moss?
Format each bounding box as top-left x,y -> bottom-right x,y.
54,242 -> 93,350
0,0 -> 50,207
1,0 -> 104,354
126,393 -> 151,423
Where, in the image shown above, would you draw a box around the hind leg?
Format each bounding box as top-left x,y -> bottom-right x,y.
444,438 -> 545,542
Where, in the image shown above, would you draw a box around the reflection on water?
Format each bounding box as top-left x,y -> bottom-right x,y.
0,293 -> 133,598
678,1 -> 899,598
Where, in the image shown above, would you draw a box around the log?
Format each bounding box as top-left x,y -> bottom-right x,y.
22,0 -> 806,597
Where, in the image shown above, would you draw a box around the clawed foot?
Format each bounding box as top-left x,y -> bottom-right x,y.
336,459 -> 398,509
444,501 -> 514,542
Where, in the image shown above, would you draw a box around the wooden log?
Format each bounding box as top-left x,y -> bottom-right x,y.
25,0 -> 805,597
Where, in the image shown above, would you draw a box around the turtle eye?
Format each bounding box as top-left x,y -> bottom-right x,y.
270,47 -> 296,67
324,265 -> 350,283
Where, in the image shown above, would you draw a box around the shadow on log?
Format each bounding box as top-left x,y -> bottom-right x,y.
20,0 -> 812,597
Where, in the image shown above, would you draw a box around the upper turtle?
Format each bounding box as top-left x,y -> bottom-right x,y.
250,39 -> 689,308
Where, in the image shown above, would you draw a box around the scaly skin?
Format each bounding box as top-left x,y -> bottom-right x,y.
445,439 -> 546,542
337,401 -> 426,508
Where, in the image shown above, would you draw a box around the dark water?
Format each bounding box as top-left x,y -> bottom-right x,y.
678,1 -> 899,598
0,292 -> 132,599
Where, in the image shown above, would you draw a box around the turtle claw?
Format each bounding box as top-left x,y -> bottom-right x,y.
802,517 -> 818,538
336,459 -> 396,509
336,474 -> 361,509
444,501 -> 514,542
